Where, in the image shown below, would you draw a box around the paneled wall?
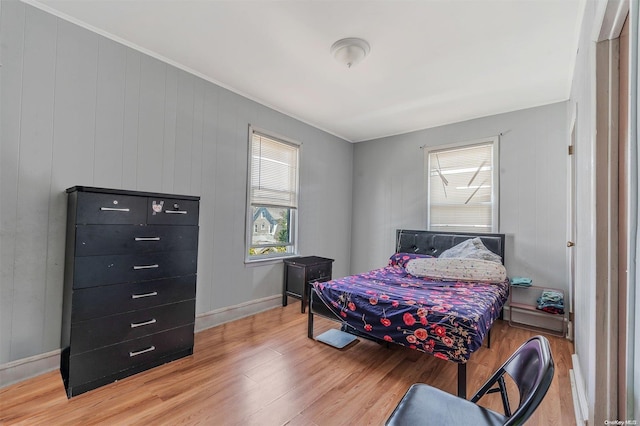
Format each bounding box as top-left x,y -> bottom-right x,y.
0,1 -> 353,365
351,103 -> 568,290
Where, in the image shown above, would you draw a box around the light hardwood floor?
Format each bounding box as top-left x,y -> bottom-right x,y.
1,300 -> 575,425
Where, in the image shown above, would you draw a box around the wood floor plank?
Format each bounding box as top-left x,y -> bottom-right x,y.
0,301 -> 575,425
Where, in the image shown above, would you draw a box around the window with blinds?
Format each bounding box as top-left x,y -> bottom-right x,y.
425,138 -> 499,233
246,127 -> 300,261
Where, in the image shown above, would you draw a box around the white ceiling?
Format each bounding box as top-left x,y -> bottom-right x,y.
29,0 -> 585,143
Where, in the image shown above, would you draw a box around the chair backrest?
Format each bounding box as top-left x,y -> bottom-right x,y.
470,335 -> 554,424
501,335 -> 555,425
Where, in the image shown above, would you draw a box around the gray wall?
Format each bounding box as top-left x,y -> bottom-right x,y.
351,103 -> 568,294
0,1 -> 353,364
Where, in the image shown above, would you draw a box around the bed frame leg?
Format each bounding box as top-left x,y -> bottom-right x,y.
487,329 -> 491,348
458,363 -> 467,399
307,308 -> 314,339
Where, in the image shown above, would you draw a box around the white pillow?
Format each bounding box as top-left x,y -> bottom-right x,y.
405,257 -> 507,283
438,237 -> 502,263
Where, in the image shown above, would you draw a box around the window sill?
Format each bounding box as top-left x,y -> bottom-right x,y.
244,254 -> 299,266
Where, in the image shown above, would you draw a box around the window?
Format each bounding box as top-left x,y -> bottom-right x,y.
246,127 -> 299,261
425,137 -> 499,233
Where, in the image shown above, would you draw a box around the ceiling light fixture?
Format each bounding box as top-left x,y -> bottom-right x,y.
330,37 -> 371,68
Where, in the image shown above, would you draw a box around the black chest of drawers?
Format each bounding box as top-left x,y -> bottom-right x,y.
60,186 -> 200,397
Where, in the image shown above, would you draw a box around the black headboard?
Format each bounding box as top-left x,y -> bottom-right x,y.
395,229 -> 506,264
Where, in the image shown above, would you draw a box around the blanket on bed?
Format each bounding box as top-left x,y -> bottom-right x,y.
311,255 -> 509,363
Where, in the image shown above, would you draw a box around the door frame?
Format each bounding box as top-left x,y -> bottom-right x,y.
567,106 -> 577,342
593,0 -> 631,423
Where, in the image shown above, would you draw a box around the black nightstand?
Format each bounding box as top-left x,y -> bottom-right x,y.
283,256 -> 334,313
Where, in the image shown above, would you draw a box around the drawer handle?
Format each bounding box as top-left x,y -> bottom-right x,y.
131,291 -> 158,299
129,346 -> 155,357
100,207 -> 130,212
133,264 -> 159,270
134,237 -> 161,241
164,210 -> 187,214
130,318 -> 157,328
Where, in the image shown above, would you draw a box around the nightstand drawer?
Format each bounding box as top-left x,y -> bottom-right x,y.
70,300 -> 195,355
307,264 -> 332,282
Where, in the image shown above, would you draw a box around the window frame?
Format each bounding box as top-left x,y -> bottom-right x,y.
425,136 -> 500,233
245,125 -> 300,263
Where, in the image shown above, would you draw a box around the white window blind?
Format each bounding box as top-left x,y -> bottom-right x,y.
251,133 -> 298,208
426,138 -> 499,232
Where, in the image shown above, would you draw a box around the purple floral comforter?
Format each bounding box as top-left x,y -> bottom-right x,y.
311,254 -> 509,363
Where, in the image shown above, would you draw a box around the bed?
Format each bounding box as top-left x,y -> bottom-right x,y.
307,229 -> 508,399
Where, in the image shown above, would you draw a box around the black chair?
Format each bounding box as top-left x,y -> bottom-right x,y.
386,335 -> 554,426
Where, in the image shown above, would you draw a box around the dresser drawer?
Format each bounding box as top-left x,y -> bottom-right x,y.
73,251 -> 197,289
70,300 -> 195,355
147,197 -> 199,226
75,192 -> 147,225
71,276 -> 196,321
66,324 -> 194,387
74,225 -> 199,256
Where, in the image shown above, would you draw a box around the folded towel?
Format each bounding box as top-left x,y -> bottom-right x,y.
539,289 -> 563,303
536,299 -> 564,309
536,289 -> 565,314
510,277 -> 533,286
537,305 -> 564,315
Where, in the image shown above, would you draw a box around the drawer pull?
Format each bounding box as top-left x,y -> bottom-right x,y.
130,318 -> 157,328
164,210 -> 187,214
129,346 -> 155,357
131,291 -> 158,299
100,207 -> 131,212
133,264 -> 159,270
134,237 -> 161,241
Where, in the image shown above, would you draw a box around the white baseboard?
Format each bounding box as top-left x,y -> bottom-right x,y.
0,349 -> 61,389
570,353 -> 589,425
195,294 -> 282,332
0,295 -> 284,390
